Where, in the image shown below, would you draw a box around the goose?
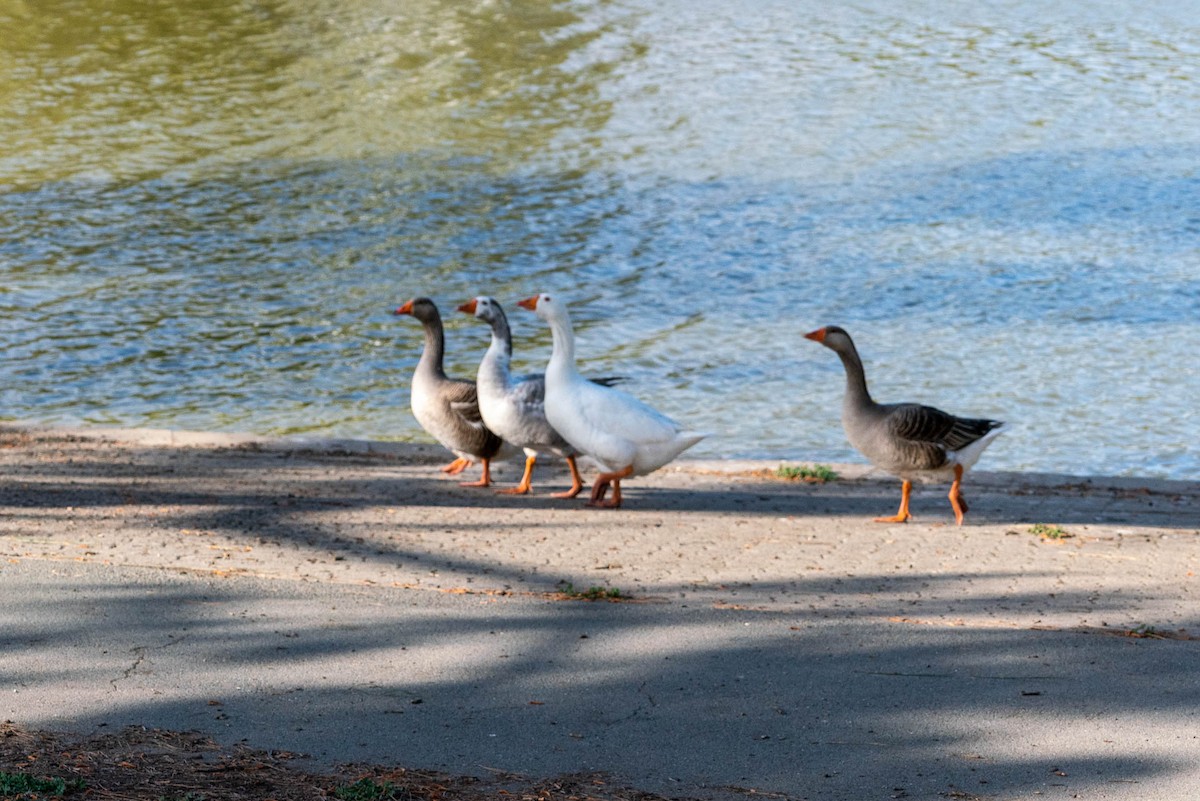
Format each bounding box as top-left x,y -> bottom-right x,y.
457,296 -> 588,497
394,297 -> 504,487
518,292 -> 706,508
805,325 -> 1004,525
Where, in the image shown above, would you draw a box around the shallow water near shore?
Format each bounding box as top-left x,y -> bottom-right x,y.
1,0 -> 1197,478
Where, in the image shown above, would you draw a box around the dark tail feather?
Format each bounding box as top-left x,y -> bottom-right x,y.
946,417 -> 1004,450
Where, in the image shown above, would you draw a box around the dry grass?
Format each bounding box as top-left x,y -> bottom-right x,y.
0,723 -> 694,801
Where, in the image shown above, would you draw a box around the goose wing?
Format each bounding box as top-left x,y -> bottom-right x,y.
574,381 -> 682,444
444,378 -> 488,429
507,373 -> 548,417
885,403 -> 1002,451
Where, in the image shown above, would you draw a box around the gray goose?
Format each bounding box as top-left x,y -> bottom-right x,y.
394,297 -> 503,487
805,325 -> 1004,525
458,296 -> 588,497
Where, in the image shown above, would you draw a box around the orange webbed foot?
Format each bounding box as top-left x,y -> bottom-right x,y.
586,499 -> 622,508
874,480 -> 913,523
585,477 -> 624,509
459,478 -> 492,488
459,459 -> 492,488
585,467 -> 631,508
554,456 -> 585,499
496,456 -> 535,495
441,457 -> 470,475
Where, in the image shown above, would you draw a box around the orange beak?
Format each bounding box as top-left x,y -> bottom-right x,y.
516,295 -> 539,311
394,299 -> 414,316
458,299 -> 478,315
803,327 -> 827,343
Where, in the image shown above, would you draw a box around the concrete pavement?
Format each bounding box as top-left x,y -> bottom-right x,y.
2,424 -> 1199,800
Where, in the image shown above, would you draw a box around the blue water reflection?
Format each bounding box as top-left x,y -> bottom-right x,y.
1,0 -> 1197,478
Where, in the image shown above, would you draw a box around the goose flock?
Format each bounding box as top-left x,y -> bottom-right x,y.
395,294 -> 1004,522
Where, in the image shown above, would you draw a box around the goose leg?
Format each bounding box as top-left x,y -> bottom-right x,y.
551,455 -> 585,499
497,455 -> 536,495
586,465 -> 634,509
441,457 -> 470,475
875,479 -> 913,523
588,475 -> 610,504
948,464 -> 968,526
459,457 -> 493,488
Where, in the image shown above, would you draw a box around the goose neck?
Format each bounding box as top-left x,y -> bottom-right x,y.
488,313 -> 514,364
417,317 -> 447,378
480,315 -> 513,383
546,313 -> 579,378
836,343 -> 873,409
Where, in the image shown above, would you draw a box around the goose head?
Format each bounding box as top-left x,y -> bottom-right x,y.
457,296 -> 502,324
517,292 -> 568,324
804,325 -> 854,354
394,297 -> 441,325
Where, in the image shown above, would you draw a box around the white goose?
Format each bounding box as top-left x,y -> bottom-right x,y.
458,296 -> 588,498
518,292 -> 706,508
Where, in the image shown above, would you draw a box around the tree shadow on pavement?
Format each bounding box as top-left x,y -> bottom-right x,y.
2,564 -> 1195,800
2,438 -> 1199,800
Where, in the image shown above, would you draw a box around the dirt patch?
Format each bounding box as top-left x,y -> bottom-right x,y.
0,723 -> 693,801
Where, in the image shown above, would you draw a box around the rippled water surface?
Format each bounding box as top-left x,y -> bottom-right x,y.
2,0 -> 1198,478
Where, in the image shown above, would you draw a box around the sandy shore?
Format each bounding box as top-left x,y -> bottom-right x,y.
2,422 -> 1199,800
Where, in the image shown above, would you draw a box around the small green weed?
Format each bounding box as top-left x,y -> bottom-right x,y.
0,771 -> 85,798
557,582 -> 623,600
774,464 -> 838,483
1030,523 -> 1071,540
334,778 -> 410,801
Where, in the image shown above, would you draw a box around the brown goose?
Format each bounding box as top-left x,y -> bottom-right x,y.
394,297 -> 503,487
805,325 -> 1004,525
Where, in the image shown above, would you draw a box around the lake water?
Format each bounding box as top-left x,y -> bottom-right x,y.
1,0 -> 1197,479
